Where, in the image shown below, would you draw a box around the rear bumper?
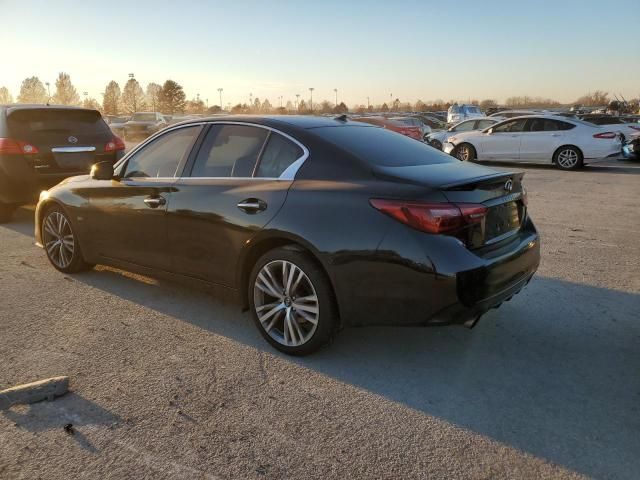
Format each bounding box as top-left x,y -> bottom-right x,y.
338,217 -> 540,327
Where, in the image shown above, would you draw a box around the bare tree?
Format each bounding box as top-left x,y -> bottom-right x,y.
122,78 -> 146,113
146,82 -> 162,112
52,72 -> 80,105
0,86 -> 13,104
17,76 -> 48,104
102,81 -> 121,115
574,90 -> 609,107
82,97 -> 101,111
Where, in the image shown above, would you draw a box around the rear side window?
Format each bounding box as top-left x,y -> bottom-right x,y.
8,109 -> 111,138
493,119 -> 528,133
255,133 -> 303,178
529,118 -> 574,131
313,125 -> 457,167
123,126 -> 200,178
191,124 -> 268,177
453,120 -> 475,132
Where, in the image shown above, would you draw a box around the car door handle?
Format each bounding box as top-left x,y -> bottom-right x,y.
237,198 -> 267,214
143,196 -> 166,208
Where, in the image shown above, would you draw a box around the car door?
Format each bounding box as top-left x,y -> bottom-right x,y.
167,123 -> 306,286
519,118 -> 570,160
84,125 -> 202,269
478,118 -> 527,160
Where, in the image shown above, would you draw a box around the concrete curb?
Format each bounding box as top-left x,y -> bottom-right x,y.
0,376 -> 69,410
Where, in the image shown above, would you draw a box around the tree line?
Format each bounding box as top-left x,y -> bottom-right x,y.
0,74 -> 636,114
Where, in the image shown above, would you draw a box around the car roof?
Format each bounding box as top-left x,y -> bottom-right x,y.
172,115 -> 376,130
0,103 -> 96,112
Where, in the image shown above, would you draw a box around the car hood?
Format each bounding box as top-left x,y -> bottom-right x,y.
373,160 -> 515,189
57,174 -> 91,186
446,130 -> 482,143
427,130 -> 451,142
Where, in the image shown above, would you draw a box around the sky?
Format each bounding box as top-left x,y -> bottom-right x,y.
1,0 -> 639,107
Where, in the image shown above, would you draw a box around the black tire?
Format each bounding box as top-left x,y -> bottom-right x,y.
429,139 -> 443,150
453,143 -> 476,161
41,205 -> 94,273
249,247 -> 339,356
553,146 -> 583,170
0,202 -> 16,223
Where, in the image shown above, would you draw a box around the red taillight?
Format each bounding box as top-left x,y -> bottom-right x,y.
105,136 -> 125,152
0,138 -> 39,155
593,132 -> 617,139
370,199 -> 488,235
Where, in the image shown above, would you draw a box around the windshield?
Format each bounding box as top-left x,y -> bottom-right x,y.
465,106 -> 481,114
313,125 -> 457,167
131,113 -> 156,122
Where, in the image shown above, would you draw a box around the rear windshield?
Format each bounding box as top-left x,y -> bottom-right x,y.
313,125 -> 458,167
8,109 -> 110,137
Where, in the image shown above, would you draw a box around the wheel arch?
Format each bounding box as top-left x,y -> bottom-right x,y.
237,232 -> 339,320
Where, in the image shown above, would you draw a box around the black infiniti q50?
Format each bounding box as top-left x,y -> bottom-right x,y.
35,115 -> 540,355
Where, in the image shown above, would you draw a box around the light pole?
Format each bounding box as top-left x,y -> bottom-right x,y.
278,96 -> 283,108
309,87 -> 314,113
83,91 -> 88,106
45,82 -> 51,101
217,88 -> 223,111
334,88 -> 338,107
367,96 -> 370,110
295,94 -> 300,111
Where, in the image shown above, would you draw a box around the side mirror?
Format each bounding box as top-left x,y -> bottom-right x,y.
90,161 -> 115,180
485,128 -> 493,135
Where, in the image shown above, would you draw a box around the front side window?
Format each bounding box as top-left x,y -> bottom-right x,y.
493,119 -> 528,133
454,120 -> 475,132
191,124 -> 268,177
477,120 -> 496,129
123,126 -> 199,178
255,133 -> 303,178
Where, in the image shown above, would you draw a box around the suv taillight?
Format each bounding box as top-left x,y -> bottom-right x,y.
370,199 -> 487,235
0,138 -> 39,155
105,136 -> 125,152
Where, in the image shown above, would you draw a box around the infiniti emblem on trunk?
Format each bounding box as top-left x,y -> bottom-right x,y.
68,136 -> 78,144
504,179 -> 513,192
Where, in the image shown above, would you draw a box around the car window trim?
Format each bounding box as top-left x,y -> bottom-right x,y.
180,121 -> 310,181
114,123 -> 206,177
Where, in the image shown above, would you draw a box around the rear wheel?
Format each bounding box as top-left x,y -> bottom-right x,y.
0,202 -> 16,223
453,143 -> 476,161
554,146 -> 583,170
42,206 -> 93,273
249,247 -> 339,356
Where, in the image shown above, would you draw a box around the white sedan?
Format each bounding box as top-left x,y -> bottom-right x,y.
443,115 -> 622,170
425,117 -> 498,150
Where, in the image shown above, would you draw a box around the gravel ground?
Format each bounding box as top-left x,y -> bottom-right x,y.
1,158 -> 639,480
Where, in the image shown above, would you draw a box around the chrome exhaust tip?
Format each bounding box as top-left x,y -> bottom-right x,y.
464,315 -> 482,329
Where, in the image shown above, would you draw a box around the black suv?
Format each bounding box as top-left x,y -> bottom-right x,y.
0,104 -> 125,222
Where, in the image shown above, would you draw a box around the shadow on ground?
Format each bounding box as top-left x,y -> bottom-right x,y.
480,157 -> 640,174
2,392 -> 120,453
71,265 -> 640,480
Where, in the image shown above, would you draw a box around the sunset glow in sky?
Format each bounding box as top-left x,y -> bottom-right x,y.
2,0 -> 639,106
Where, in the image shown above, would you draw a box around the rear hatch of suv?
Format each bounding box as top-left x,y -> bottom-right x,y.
6,107 -> 122,176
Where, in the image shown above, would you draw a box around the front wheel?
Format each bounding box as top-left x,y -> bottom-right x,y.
42,206 -> 93,273
453,143 -> 476,161
554,146 -> 583,170
249,247 -> 339,356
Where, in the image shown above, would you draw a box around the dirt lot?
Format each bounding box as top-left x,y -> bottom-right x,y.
1,159 -> 639,479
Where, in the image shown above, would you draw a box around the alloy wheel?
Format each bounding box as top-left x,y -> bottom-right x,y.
253,260 -> 319,347
43,211 -> 75,269
557,149 -> 578,168
456,145 -> 471,161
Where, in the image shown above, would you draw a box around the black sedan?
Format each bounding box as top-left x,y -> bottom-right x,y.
35,116 -> 540,355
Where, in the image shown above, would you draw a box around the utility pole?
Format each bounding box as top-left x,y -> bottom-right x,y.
334,88 -> 338,107
367,96 -> 370,110
217,88 -> 223,111
309,88 -> 314,113
295,94 -> 300,111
